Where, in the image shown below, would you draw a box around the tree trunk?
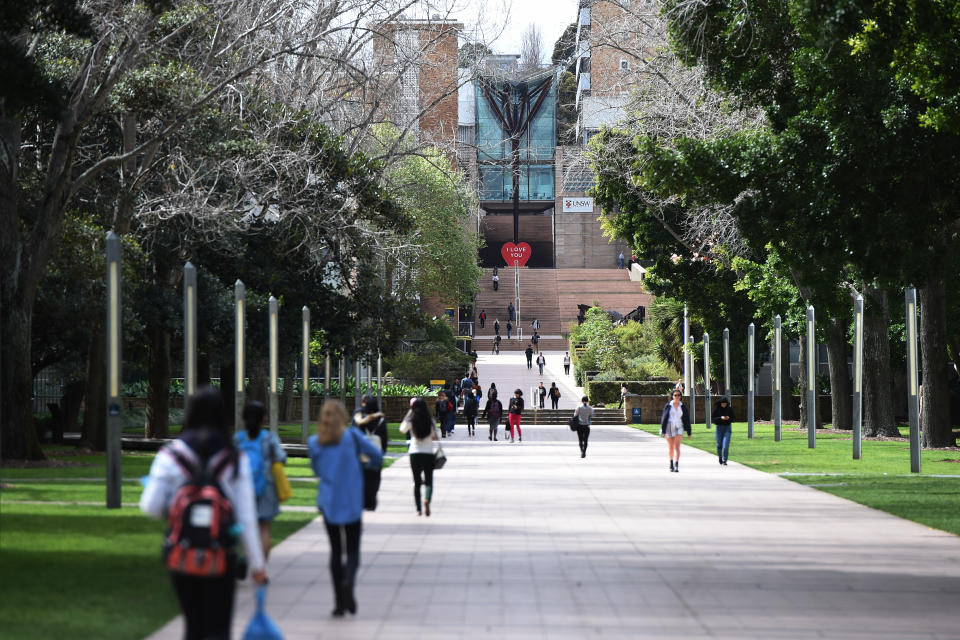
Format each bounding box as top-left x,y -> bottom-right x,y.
862,286 -> 899,437
145,319 -> 171,439
62,380 -> 85,440
920,278 -> 952,447
826,317 -> 852,429
80,315 -> 107,450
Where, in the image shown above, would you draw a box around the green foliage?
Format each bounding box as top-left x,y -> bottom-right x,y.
571,305 -> 678,384
586,380 -> 675,404
386,318 -> 472,385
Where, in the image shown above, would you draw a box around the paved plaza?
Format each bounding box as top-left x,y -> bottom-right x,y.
149,370 -> 960,640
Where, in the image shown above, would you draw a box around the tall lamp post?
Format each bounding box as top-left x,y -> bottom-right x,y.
183,262 -> 197,400
853,295 -> 864,460
747,323 -> 755,439
234,280 -> 245,432
722,327 -> 730,400
806,305 -> 816,449
683,305 -> 690,397
704,333 -> 711,429
688,335 -> 697,426
301,306 -> 310,443
773,315 -> 782,442
268,296 -> 278,432
105,232 -> 122,509
905,288 -> 921,473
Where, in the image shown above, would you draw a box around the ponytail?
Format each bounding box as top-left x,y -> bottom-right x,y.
241,401 -> 266,439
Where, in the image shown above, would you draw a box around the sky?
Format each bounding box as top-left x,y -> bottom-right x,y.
453,0 -> 580,60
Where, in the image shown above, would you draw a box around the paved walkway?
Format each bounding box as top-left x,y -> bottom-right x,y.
472,350 -> 582,411
148,420 -> 960,639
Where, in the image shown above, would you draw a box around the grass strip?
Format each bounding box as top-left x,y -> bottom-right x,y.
632,421 -> 960,536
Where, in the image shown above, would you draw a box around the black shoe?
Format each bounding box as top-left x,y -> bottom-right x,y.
344,585 -> 357,614
581,452 -> 586,458
723,460 -> 728,466
489,435 -> 492,441
669,461 -> 675,472
674,463 -> 679,472
719,457 -> 723,465
331,608 -> 345,618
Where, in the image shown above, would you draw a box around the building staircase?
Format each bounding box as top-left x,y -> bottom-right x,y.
512,408 -> 629,425
473,267 -> 653,351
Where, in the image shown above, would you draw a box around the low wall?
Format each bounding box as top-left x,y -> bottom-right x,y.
624,395 -> 833,425
124,395 -> 416,424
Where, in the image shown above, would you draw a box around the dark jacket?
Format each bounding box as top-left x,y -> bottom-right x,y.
524,347 -> 534,361
509,396 -> 524,415
353,410 -> 388,452
462,394 -> 478,417
481,398 -> 503,421
712,401 -> 735,427
660,401 -> 691,436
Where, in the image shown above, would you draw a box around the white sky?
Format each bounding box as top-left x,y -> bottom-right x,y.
453,0 -> 580,60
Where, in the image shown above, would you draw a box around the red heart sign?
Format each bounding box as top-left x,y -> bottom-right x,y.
501,242 -> 532,267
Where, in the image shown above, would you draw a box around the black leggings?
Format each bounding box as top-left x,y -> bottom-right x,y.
323,518 -> 362,609
577,425 -> 591,455
551,397 -> 559,409
410,453 -> 435,511
170,568 -> 236,640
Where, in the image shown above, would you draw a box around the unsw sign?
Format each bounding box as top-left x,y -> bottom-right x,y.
562,197 -> 594,212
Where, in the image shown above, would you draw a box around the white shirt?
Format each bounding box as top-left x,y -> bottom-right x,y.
139,441 -> 266,572
668,402 -> 684,429
399,414 -> 437,454
563,356 -> 571,365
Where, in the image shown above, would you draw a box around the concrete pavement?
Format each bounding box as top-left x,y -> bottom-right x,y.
472,350 -> 582,411
148,422 -> 960,639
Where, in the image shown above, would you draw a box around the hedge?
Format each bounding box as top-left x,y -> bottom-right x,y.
585,380 -> 675,404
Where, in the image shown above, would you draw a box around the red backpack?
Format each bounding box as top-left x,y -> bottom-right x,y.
163,442 -> 237,577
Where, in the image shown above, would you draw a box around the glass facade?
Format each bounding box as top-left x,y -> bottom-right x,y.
475,75 -> 556,201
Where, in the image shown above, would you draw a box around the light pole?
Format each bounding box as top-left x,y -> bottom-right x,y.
301,306 -> 310,443
688,335 -> 696,426
853,295 -> 863,460
105,232 -> 122,509
774,315 -> 782,442
268,296 -> 278,432
683,305 -> 690,397
905,288 -> 921,473
234,280 -> 245,432
183,262 -> 197,400
723,327 -> 730,400
747,323 -> 755,439
704,332 -> 711,430
806,305 -> 816,449
324,351 -> 331,400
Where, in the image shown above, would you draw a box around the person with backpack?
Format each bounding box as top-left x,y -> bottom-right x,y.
308,399 -> 383,617
481,390 -> 503,441
549,382 -> 561,409
507,389 -> 524,443
462,388 -> 479,436
573,396 -> 594,458
351,394 -> 388,510
532,331 -> 540,353
435,391 -> 454,438
479,310 -> 486,328
140,387 -> 266,639
233,401 -> 287,561
399,398 -> 439,516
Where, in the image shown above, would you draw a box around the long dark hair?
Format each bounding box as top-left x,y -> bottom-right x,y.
409,398 -> 433,439
181,386 -> 238,470
242,401 -> 266,439
360,393 -> 379,414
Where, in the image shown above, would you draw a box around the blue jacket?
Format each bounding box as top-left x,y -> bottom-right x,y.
308,427 -> 383,525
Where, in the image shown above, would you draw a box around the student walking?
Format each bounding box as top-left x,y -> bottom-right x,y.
507,389 -> 524,442
352,394 -> 389,510
507,302 -> 515,321
525,345 -> 534,369
436,391 -> 453,438
563,352 -> 571,375
537,382 -> 547,409
531,331 -> 540,353
308,400 -> 383,617
140,387 -> 267,640
463,388 -> 479,436
492,272 -> 499,291
399,398 -> 439,516
573,396 -> 594,458
479,310 -> 486,328
660,390 -> 692,472
618,383 -> 629,408
487,382 -> 497,399
536,352 -> 546,375
482,391 -> 503,440
531,318 -> 540,331
618,251 -> 625,269
506,320 -> 513,339
712,397 -> 735,465
494,319 -> 500,335
493,334 -> 501,354
549,383 -> 561,409
234,401 -> 288,560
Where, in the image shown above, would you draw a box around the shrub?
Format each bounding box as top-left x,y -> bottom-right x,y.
585,380 -> 675,404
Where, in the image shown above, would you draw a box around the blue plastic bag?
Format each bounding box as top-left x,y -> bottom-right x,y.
243,586 -> 284,640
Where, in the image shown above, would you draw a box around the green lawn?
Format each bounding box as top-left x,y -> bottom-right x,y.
633,421 -> 960,536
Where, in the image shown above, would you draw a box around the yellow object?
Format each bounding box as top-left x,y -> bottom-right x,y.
271,462 -> 292,502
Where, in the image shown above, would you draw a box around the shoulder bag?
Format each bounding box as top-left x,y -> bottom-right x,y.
433,444 -> 447,470
265,433 -> 292,503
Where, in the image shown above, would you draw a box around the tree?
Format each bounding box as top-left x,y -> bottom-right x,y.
519,23 -> 545,73
551,23 -> 578,71
458,42 -> 492,68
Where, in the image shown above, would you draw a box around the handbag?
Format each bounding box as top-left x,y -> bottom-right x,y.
242,586 -> 284,640
433,445 -> 447,470
351,428 -> 382,511
266,434 -> 292,503
569,416 -> 579,432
